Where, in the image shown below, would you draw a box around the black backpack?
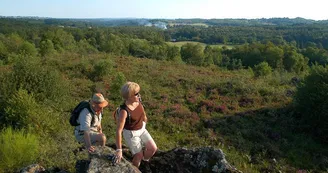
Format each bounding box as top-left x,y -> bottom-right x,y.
69,100 -> 95,126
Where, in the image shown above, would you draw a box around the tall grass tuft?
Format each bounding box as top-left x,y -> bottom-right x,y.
0,127 -> 39,172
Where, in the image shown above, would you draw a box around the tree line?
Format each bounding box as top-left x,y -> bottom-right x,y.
1,18 -> 328,75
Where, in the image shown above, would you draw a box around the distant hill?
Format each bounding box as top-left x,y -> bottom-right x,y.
154,17 -> 328,26
1,16 -> 328,28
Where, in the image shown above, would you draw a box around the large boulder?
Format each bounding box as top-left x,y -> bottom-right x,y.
148,147 -> 241,173
21,146 -> 241,173
85,146 -> 140,173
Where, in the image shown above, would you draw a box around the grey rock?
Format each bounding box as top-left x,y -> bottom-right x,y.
150,147 -> 242,173
87,146 -> 140,173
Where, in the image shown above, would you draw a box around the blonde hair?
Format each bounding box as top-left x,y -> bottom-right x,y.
121,82 -> 140,100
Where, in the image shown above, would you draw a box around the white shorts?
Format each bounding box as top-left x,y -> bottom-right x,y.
123,122 -> 154,155
74,130 -> 101,145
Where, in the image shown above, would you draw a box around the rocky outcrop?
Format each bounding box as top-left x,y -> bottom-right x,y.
84,146 -> 140,173
21,146 -> 241,173
147,147 -> 241,173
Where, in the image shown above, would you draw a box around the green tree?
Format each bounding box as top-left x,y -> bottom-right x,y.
42,29 -> 76,52
5,34 -> 24,53
1,56 -> 69,103
302,47 -> 328,66
0,41 -> 8,62
294,65 -> 328,143
39,39 -> 56,56
19,41 -> 37,57
228,58 -> 243,70
212,47 -> 223,66
283,49 -> 308,73
180,43 -> 204,66
203,46 -> 214,66
243,47 -> 265,67
76,39 -> 98,55
167,45 -> 182,62
129,39 -> 151,58
203,46 -> 222,66
264,46 -> 284,69
100,33 -> 125,55
221,54 -> 230,68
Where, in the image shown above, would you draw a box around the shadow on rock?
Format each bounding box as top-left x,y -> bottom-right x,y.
148,147 -> 241,173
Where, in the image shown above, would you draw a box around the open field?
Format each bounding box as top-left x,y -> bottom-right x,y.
167,23 -> 209,27
166,41 -> 237,49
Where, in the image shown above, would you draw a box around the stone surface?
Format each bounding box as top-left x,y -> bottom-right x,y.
147,147 -> 242,173
86,146 -> 140,173
21,146 -> 241,173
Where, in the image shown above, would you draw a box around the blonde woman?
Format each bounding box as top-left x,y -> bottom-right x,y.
115,82 -> 157,168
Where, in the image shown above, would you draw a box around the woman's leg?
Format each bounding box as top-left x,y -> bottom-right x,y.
132,151 -> 143,167
143,139 -> 157,161
123,129 -> 143,167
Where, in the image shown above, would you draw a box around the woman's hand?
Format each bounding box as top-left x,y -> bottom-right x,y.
88,146 -> 95,153
115,149 -> 123,163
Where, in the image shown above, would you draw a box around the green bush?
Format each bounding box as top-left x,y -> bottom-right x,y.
1,56 -> 69,103
19,41 -> 38,57
92,58 -> 114,81
0,127 -> 39,172
39,39 -> 56,57
109,72 -> 126,102
180,43 -> 204,66
4,89 -> 42,130
36,130 -> 80,172
2,89 -> 79,171
294,65 -> 328,143
0,41 -> 8,62
253,62 -> 272,77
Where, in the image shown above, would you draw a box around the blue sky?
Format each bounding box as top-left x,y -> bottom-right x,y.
0,0 -> 327,20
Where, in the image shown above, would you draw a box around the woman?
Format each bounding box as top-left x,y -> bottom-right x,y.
115,82 -> 157,168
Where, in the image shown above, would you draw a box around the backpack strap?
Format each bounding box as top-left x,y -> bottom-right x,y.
85,102 -> 97,127
118,104 -> 131,125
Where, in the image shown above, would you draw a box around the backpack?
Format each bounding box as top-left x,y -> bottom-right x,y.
69,100 -> 95,126
113,104 -> 131,125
